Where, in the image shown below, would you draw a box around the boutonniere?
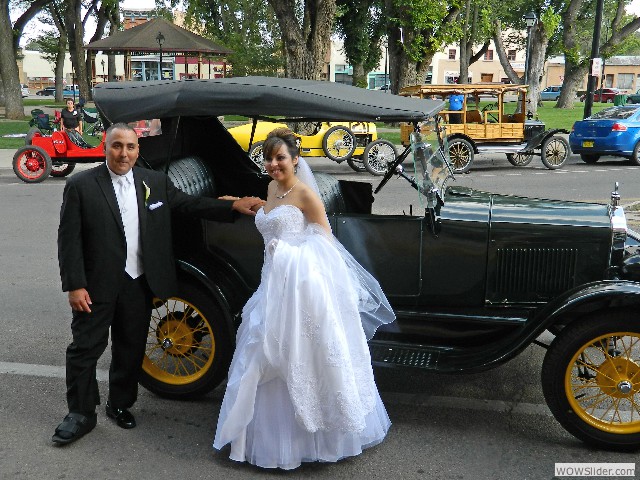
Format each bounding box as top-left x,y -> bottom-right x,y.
143,180 -> 151,207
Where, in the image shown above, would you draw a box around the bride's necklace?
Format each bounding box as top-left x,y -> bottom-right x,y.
275,180 -> 300,199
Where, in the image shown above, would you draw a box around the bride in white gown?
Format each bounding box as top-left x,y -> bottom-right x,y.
213,128 -> 395,469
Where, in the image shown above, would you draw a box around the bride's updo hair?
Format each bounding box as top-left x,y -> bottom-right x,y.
263,127 -> 300,161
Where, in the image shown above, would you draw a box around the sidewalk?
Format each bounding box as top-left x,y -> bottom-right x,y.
0,149 -> 14,168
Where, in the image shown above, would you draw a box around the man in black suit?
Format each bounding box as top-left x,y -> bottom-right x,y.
52,123 -> 264,445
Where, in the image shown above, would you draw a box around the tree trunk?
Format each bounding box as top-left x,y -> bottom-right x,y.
493,20 -> 520,84
525,23 -> 548,116
49,4 -> 67,102
494,19 -> 548,115
268,0 -> 336,79
65,0 -> 89,102
556,0 -> 585,109
458,0 -> 472,84
107,7 -> 119,81
352,63 -> 367,87
386,12 -> 418,93
0,0 -> 23,118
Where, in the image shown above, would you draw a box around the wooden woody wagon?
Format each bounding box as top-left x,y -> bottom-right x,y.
399,83 -> 570,173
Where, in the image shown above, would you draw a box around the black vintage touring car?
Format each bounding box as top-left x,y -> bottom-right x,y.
93,77 -> 640,451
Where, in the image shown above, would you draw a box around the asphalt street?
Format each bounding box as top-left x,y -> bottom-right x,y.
0,148 -> 638,480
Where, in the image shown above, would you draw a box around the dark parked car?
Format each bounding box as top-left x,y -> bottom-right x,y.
569,105 -> 640,165
580,88 -> 624,103
35,87 -> 56,96
625,88 -> 640,104
93,78 -> 640,451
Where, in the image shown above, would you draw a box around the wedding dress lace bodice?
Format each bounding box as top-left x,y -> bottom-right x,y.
255,204 -> 306,246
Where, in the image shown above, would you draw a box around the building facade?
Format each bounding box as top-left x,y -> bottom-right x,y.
328,39 -> 527,89
545,56 -> 640,93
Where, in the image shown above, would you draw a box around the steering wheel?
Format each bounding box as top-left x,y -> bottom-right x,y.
374,149 -> 406,194
481,103 -> 499,122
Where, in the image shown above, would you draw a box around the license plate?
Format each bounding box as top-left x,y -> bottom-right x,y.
582,141 -> 594,148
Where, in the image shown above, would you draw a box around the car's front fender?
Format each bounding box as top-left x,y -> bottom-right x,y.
533,280 -> 640,329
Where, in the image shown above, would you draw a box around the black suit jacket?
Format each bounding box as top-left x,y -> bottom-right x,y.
58,164 -> 236,301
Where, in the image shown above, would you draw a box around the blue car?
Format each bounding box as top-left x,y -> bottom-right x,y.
569,105 -> 640,165
540,85 -> 562,101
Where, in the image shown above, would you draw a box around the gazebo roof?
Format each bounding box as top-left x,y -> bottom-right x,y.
84,17 -> 232,56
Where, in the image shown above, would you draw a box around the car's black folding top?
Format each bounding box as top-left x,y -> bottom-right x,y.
93,76 -> 444,124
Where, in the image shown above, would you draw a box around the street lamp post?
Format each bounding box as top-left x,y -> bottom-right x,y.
156,31 -> 165,80
101,59 -> 105,82
384,37 -> 389,93
523,12 -> 537,86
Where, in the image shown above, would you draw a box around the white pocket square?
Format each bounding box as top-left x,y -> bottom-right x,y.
148,201 -> 163,210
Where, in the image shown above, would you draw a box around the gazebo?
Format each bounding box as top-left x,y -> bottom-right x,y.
85,17 -> 233,81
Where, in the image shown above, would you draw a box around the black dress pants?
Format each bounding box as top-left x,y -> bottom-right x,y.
65,273 -> 152,414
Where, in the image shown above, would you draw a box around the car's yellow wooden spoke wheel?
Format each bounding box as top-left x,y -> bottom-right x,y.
143,297 -> 215,385
566,332 -> 640,434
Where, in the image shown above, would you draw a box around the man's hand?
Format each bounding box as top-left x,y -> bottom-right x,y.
231,196 -> 266,216
68,288 -> 92,313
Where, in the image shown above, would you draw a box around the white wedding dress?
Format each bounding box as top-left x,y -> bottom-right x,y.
213,204 -> 395,469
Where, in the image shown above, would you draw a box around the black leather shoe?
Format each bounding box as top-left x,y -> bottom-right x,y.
105,402 -> 136,429
52,412 -> 97,445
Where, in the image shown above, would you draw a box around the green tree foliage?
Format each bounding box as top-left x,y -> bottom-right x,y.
179,0 -> 283,76
334,0 -> 386,88
385,0 -> 461,91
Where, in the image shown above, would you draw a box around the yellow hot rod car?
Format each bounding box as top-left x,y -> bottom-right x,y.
228,120 -> 379,173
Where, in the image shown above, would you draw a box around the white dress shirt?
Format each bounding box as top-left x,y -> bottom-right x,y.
107,166 -> 143,279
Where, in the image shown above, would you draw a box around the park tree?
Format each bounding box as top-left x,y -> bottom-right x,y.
61,0 -> 119,101
458,0 -> 492,84
557,0 -> 640,108
384,0 -> 462,93
0,0 -> 53,118
491,3 -> 561,115
334,0 -> 386,88
266,0 -> 337,79
83,0 -> 119,92
30,0 -> 68,102
180,0 -> 283,77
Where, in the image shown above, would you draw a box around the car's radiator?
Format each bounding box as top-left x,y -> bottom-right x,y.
491,247 -> 578,301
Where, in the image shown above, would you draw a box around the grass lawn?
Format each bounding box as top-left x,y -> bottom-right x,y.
0,119 -> 32,149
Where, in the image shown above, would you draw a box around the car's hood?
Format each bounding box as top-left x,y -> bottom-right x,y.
444,186 -> 611,229
94,77 -> 445,124
490,192 -> 611,228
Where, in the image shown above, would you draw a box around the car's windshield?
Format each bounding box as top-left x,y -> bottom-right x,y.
410,117 -> 455,209
590,106 -> 640,120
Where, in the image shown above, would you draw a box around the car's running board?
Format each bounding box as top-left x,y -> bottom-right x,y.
370,341 -> 447,369
476,144 -> 531,155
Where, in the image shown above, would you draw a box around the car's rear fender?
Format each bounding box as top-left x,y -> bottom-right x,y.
175,257 -> 250,341
532,280 -> 640,330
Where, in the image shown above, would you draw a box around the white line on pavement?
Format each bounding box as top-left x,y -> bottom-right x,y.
0,361 -> 551,416
0,361 -> 108,381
